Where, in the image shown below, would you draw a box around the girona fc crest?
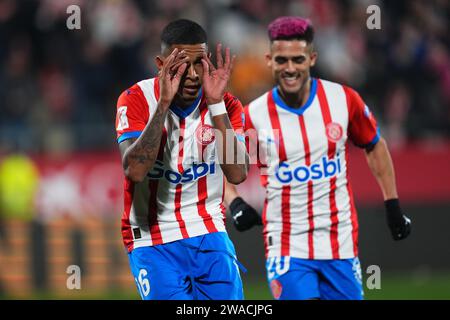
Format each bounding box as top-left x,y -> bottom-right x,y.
270,279 -> 283,300
326,122 -> 343,142
195,124 -> 215,145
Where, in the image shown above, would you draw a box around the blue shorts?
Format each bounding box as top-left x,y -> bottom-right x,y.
266,256 -> 364,300
128,232 -> 244,300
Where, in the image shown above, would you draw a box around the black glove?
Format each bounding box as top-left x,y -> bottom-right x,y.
385,199 -> 411,240
229,197 -> 262,232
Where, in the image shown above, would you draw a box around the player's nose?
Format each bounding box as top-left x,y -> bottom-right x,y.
285,60 -> 295,73
187,63 -> 198,78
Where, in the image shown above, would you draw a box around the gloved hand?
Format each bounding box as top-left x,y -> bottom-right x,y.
385,199 -> 411,240
229,197 -> 262,232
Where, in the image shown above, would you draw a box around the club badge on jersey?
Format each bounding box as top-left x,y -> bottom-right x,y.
325,122 -> 344,143
196,124 -> 216,145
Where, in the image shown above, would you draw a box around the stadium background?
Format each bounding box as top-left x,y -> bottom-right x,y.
0,0 -> 449,299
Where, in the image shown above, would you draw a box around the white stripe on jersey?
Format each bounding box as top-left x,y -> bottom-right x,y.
137,79 -> 159,123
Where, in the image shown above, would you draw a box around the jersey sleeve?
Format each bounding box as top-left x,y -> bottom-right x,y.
115,84 -> 150,144
244,104 -> 268,187
224,92 -> 245,143
243,104 -> 256,152
344,86 -> 380,149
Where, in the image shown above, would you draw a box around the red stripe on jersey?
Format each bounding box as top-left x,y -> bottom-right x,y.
219,101 -> 227,221
345,148 -> 359,256
243,105 -> 255,130
197,175 -> 218,233
268,91 -> 291,257
148,128 -> 167,245
154,77 -> 160,101
244,106 -> 255,162
262,196 -> 269,258
220,180 -> 226,221
298,116 -> 315,259
174,119 -> 189,238
197,97 -> 209,162
148,180 -> 162,244
343,87 -> 359,256
280,185 -> 291,256
317,80 -> 340,259
267,93 -> 287,161
196,100 -> 218,233
122,179 -> 135,252
178,120 -> 185,173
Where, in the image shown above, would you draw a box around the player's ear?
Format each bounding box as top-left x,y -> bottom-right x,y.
265,53 -> 272,68
208,52 -> 212,59
155,56 -> 164,71
309,46 -> 318,67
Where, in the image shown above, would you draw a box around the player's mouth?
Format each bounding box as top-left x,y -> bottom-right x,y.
182,84 -> 201,95
280,74 -> 301,88
281,74 -> 300,86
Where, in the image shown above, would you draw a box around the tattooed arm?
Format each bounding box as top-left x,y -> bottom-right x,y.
119,48 -> 188,182
119,104 -> 169,182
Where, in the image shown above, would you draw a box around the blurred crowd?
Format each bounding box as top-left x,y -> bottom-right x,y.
0,0 -> 448,154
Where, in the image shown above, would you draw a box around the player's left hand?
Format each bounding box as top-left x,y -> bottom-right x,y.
385,199 -> 412,241
230,197 -> 263,232
201,43 -> 235,105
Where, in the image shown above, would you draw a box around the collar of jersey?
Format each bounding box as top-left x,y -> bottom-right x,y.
272,77 -> 317,116
169,88 -> 203,119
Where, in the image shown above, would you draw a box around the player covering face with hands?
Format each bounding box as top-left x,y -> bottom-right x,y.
225,16 -> 411,300
115,19 -> 248,300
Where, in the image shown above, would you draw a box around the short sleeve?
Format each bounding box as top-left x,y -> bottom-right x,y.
244,104 -> 267,187
224,92 -> 245,142
115,84 -> 150,144
344,86 -> 380,149
243,104 -> 257,153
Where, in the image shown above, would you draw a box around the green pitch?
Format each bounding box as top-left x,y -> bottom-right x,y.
1,273 -> 449,300
242,273 -> 450,300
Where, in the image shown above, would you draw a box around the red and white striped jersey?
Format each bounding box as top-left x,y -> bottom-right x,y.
245,78 -> 379,260
115,77 -> 243,252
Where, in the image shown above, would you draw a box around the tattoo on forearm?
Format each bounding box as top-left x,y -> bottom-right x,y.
125,106 -> 167,169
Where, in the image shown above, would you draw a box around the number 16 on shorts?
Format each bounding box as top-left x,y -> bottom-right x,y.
135,269 -> 151,298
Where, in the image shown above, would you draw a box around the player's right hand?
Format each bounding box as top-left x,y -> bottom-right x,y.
385,199 -> 412,240
159,48 -> 189,106
229,197 -> 263,232
201,43 -> 235,105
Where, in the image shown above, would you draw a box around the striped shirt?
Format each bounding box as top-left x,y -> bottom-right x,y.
245,78 -> 379,259
115,77 -> 243,252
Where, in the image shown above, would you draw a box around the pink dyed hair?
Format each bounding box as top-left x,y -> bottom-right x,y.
268,16 -> 314,42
